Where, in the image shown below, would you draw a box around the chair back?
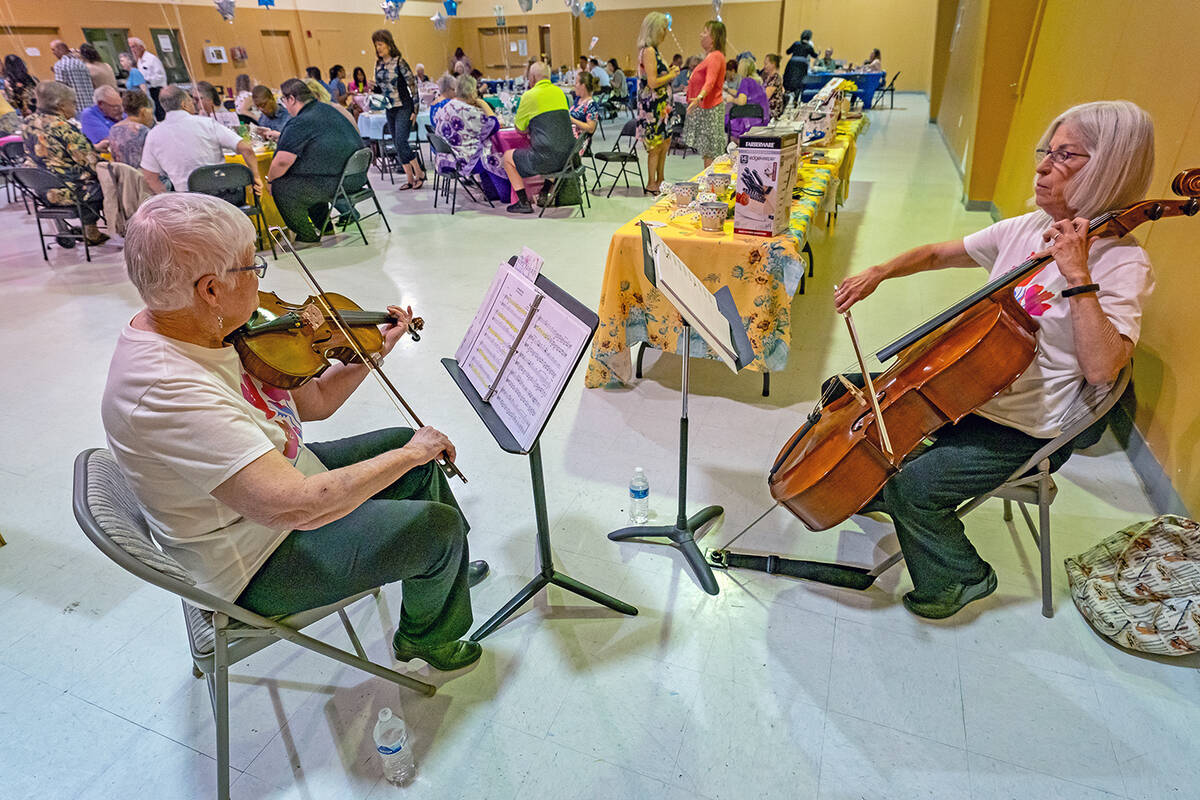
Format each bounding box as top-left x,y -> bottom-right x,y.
187,163 -> 252,207
237,113 -> 258,126
1,139 -> 25,163
730,102 -> 766,120
340,147 -> 373,180
72,449 -> 197,593
885,71 -> 900,90
11,167 -> 71,205
427,130 -> 456,158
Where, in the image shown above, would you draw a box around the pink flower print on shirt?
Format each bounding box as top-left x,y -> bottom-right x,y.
1012,265 -> 1054,317
240,372 -> 303,460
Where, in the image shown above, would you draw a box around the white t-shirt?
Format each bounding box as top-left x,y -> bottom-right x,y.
137,51 -> 167,87
962,211 -> 1154,438
140,110 -> 245,191
101,325 -> 327,602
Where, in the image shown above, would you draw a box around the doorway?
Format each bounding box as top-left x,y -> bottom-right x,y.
82,28 -> 129,78
148,28 -> 190,84
259,30 -> 300,86
539,25 -> 552,66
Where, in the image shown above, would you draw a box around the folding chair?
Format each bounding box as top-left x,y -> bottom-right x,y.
187,163 -> 277,260
538,133 -> 593,219
72,448 -> 435,800
324,147 -> 392,245
426,130 -> 494,215
11,167 -> 97,262
668,102 -> 690,156
729,102 -> 767,130
0,139 -> 26,208
592,119 -> 647,197
873,72 -> 899,110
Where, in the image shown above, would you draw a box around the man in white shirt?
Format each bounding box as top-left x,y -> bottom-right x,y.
140,85 -> 263,195
588,58 -> 611,89
128,36 -> 167,120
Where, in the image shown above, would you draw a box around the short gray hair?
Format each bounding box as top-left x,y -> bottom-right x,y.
437,72 -> 457,97
35,81 -> 75,114
124,193 -> 256,311
528,61 -> 550,83
93,84 -> 120,105
1037,100 -> 1155,218
159,85 -> 188,112
456,74 -> 478,102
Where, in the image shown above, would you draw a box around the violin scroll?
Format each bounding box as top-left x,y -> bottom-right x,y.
1172,168 -> 1200,199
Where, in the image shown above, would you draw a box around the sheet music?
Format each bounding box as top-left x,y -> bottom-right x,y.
513,246 -> 545,280
488,298 -> 591,450
455,263 -> 591,451
456,265 -> 541,398
647,228 -> 740,371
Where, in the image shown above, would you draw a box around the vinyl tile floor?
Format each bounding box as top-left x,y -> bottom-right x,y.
1,95 -> 1195,800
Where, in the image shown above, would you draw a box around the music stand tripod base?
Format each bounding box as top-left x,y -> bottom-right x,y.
608,504 -> 724,595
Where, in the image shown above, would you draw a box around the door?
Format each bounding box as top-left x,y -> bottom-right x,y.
148,28 -> 189,84
82,28 -> 130,78
259,30 -> 300,87
0,26 -> 59,81
539,25 -> 552,66
309,29 -> 342,79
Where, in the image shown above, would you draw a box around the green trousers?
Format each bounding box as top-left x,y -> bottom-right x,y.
237,427 -> 473,647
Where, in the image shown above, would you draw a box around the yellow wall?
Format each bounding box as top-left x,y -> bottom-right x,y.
778,0 -> 938,94
927,0 -> 958,121
935,0 -> 986,178
989,0 -> 1200,511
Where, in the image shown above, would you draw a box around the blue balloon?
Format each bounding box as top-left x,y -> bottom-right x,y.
583,1 -> 595,18
665,12 -> 672,30
443,0 -> 458,16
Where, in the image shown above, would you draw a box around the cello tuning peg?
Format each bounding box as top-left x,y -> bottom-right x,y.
1146,203 -> 1164,221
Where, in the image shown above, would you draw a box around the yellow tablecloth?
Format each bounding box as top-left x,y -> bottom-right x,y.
225,149 -> 284,230
585,115 -> 869,388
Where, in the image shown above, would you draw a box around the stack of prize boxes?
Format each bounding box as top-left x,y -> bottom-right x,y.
733,127 -> 800,237
801,76 -> 845,147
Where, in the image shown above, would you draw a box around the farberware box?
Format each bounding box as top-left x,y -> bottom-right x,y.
733,127 -> 799,237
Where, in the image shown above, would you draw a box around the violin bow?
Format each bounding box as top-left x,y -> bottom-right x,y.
266,227 -> 467,483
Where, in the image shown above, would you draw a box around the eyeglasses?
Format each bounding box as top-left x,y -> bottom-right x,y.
197,255 -> 267,286
1035,147 -> 1090,166
230,255 -> 269,279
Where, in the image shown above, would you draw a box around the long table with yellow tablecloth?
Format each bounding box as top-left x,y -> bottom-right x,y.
584,115 -> 868,389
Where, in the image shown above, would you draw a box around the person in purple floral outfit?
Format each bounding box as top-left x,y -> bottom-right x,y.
432,75 -> 509,201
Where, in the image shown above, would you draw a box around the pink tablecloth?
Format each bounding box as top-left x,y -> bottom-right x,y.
493,127 -> 544,203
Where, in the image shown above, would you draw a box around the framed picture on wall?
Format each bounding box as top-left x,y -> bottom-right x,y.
204,45 -> 228,64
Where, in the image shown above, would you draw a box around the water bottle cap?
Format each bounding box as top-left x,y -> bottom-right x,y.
378,707 -> 392,721
634,466 -> 644,473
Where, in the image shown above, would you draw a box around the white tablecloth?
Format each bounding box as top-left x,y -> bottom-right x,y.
358,110 -> 432,140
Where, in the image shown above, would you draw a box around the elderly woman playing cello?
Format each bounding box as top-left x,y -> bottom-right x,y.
101,193 -> 488,671
833,100 -> 1155,619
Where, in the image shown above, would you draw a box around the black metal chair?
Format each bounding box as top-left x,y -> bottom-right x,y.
426,131 -> 493,215
1,140 -> 31,213
11,167 -> 98,261
729,102 -> 767,130
236,113 -> 258,126
538,133 -> 593,219
592,119 -> 647,197
187,163 -> 277,260
668,102 -> 690,156
873,72 -> 899,109
324,147 -> 391,245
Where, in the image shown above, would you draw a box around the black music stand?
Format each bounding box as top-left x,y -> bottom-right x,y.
607,225 -> 755,595
443,271 -> 637,642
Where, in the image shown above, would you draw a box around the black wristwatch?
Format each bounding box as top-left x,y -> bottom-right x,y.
1061,283 -> 1099,298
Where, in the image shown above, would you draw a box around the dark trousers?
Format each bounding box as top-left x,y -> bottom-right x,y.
385,105 -> 417,165
149,86 -> 165,121
826,374 -> 1075,597
237,428 -> 473,647
271,172 -> 366,242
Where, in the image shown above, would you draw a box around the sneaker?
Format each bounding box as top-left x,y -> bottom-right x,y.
392,632 -> 482,671
902,565 -> 997,619
55,234 -> 77,249
506,199 -> 534,214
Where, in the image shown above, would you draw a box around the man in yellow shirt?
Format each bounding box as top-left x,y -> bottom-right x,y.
500,61 -> 574,213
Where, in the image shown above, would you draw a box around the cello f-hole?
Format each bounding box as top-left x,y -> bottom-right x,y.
849,390 -> 886,432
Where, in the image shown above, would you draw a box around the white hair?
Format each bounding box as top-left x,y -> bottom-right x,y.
128,37 -> 145,47
528,61 -> 550,83
437,72 -> 457,97
124,193 -> 255,311
1036,100 -> 1155,218
93,85 -> 120,104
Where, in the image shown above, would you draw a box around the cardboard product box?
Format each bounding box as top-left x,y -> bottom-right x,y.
802,76 -> 844,147
734,127 -> 800,237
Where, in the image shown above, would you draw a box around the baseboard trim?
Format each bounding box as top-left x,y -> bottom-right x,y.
1109,393 -> 1191,517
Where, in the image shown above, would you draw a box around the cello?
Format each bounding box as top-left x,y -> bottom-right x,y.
768,169 -> 1200,531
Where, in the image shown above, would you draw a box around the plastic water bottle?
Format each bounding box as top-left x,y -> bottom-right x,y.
629,467 -> 650,524
373,707 -> 415,784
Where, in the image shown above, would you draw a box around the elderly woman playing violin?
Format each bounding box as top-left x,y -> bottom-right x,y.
101,192 -> 487,671
832,100 -> 1156,620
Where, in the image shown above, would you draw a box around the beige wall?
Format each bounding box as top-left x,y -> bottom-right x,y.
778,0 -> 938,94
935,0 -> 986,178
989,0 -> 1200,511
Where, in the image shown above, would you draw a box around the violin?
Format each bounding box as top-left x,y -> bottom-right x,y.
238,228 -> 465,482
768,168 -> 1200,531
229,291 -> 424,390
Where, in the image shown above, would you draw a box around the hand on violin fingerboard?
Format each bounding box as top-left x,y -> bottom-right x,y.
380,305 -> 416,355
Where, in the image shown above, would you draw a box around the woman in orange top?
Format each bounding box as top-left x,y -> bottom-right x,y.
683,20 -> 728,166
